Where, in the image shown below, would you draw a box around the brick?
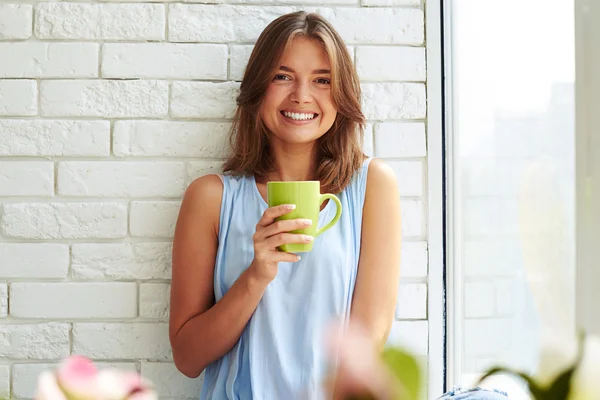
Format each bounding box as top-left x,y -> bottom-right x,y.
374,122 -> 426,158
0,80 -> 37,116
188,161 -> 224,183
387,160 -> 422,197
41,80 -> 168,118
58,162 -> 186,197
11,283 -> 137,319
362,83 -> 426,120
140,283 -> 170,319
362,123 -> 374,157
113,121 -> 229,158
13,364 -> 56,399
357,46 -> 426,81
0,120 -> 110,156
0,4 -> 32,39
130,201 -> 181,238
71,243 -> 172,280
464,318 -> 512,356
35,3 -> 165,40
102,44 -> 227,80
0,323 -> 69,359
386,320 -> 428,355
0,365 -> 8,399
308,7 -> 424,45
401,198 -> 422,238
1,203 -> 128,239
0,43 -> 98,78
141,363 -> 203,398
464,238 -> 522,277
401,241 -> 427,278
0,162 -> 54,196
465,197 -> 518,236
169,5 -> 294,43
465,281 -> 496,318
229,45 -> 253,81
72,323 -> 171,360
360,0 -> 420,7
171,81 -> 239,119
396,283 -> 427,319
0,284 -> 7,318
0,244 -> 69,279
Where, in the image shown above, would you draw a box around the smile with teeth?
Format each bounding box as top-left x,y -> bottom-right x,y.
281,111 -> 318,121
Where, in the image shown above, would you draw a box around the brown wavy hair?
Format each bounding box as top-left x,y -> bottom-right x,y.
222,11 -> 366,194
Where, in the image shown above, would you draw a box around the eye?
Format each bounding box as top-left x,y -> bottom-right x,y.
315,78 -> 331,85
273,74 -> 292,81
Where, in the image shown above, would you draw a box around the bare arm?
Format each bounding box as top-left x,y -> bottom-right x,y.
169,175 -> 312,378
350,159 -> 402,349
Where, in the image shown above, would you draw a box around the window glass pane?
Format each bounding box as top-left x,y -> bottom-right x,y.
448,0 -> 575,395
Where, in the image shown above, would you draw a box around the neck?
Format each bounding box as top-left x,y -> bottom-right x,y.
263,141 -> 318,182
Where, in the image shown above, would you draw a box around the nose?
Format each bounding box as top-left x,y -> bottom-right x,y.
289,80 -> 312,104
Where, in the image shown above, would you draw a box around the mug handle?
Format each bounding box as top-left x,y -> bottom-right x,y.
315,194 -> 342,237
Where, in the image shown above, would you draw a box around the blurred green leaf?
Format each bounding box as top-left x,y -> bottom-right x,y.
381,347 -> 422,400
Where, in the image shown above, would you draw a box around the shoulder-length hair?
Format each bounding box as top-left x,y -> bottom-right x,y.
222,11 -> 366,194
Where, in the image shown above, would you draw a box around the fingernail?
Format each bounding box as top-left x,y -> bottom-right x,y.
286,204 -> 296,210
302,219 -> 312,226
296,255 -> 302,261
304,235 -> 313,242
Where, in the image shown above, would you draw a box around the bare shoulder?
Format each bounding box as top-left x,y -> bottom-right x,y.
178,174 -> 224,235
366,158 -> 398,193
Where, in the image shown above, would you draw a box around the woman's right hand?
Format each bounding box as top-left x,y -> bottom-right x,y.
249,204 -> 314,282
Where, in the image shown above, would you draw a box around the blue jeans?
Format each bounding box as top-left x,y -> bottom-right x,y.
438,386 -> 510,399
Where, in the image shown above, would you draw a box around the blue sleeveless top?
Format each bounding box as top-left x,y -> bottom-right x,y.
200,158 -> 373,400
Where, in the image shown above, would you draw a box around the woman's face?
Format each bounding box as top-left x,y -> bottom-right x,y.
260,37 -> 337,146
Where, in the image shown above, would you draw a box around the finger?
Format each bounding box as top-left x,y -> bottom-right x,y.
272,251 -> 302,263
261,218 -> 312,239
257,204 -> 296,227
267,233 -> 313,249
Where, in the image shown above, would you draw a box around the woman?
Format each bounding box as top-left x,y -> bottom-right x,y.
168,11 -> 401,399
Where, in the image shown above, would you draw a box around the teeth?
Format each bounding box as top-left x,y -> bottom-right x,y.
283,111 -> 316,121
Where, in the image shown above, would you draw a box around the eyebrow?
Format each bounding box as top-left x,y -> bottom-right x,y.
279,65 -> 331,74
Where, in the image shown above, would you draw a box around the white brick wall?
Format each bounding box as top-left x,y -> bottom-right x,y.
0,1 -> 430,398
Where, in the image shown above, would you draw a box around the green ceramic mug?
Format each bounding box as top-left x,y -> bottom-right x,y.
267,181 -> 342,253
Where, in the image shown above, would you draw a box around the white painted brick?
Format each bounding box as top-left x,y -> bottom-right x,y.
0,162 -> 54,196
35,3 -> 165,40
13,363 -> 56,399
0,284 -> 7,318
495,279 -> 516,316
362,83 -> 426,120
0,120 -> 110,156
386,320 -> 428,355
0,365 -> 8,399
0,323 -> 69,359
357,46 -> 426,82
71,243 -> 172,280
308,7 -> 423,45
171,81 -> 239,119
0,4 -> 32,39
168,5 -> 295,43
360,0 -> 420,7
102,44 -> 227,80
387,160 -> 422,197
1,203 -> 128,239
0,244 -> 69,279
72,323 -> 171,360
141,363 -> 203,398
41,80 -> 169,118
0,80 -> 37,116
188,161 -> 224,183
401,198 -> 423,238
11,283 -> 137,319
229,45 -> 253,81
464,319 -> 511,356
58,162 -> 186,198
396,283 -> 427,319
0,43 -> 98,78
464,239 -> 522,277
130,201 -> 181,238
465,198 -> 518,236
401,241 -> 428,278
465,281 -> 496,318
362,123 -> 374,157
140,283 -> 170,319
375,122 -> 427,158
113,121 -> 229,158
